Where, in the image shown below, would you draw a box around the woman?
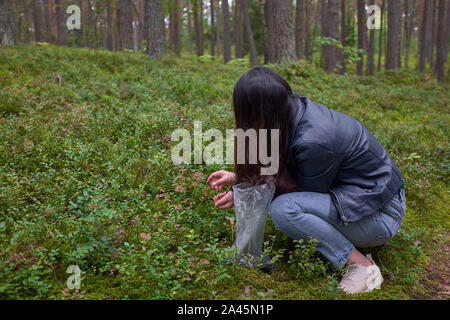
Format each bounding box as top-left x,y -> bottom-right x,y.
207,66 -> 406,294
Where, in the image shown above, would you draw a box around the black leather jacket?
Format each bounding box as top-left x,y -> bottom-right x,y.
286,96 -> 403,225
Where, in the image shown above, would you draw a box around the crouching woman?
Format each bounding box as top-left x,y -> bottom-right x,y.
207,66 -> 406,294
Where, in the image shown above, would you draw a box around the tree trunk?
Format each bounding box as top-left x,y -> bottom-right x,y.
427,0 -> 436,65
295,0 -> 305,59
241,0 -> 257,65
216,0 -> 222,55
367,0 -> 375,75
257,0 -> 269,63
234,0 -> 244,58
312,0 -> 319,59
339,0 -> 346,74
43,0 -> 52,43
404,0 -> 416,68
33,0 -> 44,42
272,0 -> 296,63
321,0 -> 328,64
445,0 -> 450,62
210,0 -> 215,56
186,0 -> 193,53
133,0 -> 145,51
88,0 -> 97,49
356,0 -> 366,75
0,0 -> 16,45
117,0 -> 133,50
169,0 -> 183,55
145,0 -> 165,59
323,0 -> 339,73
266,0 -> 275,62
418,0 -> 430,72
305,0 -> 312,60
378,0 -> 385,71
55,0 -> 67,45
222,0 -> 231,62
434,0 -> 446,81
193,0 -> 204,56
176,0 -> 183,55
386,0 -> 401,69
397,0 -> 403,67
105,0 -> 113,50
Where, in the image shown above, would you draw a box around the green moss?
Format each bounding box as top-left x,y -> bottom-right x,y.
0,45 -> 448,300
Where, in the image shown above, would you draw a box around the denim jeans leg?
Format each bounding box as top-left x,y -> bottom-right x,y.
269,192 -> 355,268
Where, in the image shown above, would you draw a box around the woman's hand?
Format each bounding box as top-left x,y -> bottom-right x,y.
214,191 -> 234,209
207,170 -> 237,191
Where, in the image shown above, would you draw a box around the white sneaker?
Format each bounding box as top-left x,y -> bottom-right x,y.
338,254 -> 384,294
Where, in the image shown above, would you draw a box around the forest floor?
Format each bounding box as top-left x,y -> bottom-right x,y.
0,45 -> 449,300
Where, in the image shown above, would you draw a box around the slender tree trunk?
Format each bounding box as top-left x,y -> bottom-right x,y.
321,0 -> 328,64
33,0 -> 44,42
386,0 -> 401,69
216,0 -> 222,55
88,1 -> 97,49
0,0 -> 16,45
323,0 -> 339,72
339,0 -> 346,74
145,0 -> 165,59
193,0 -> 204,55
378,0 -> 385,71
367,0 -> 375,75
175,0 -> 183,55
404,0 -> 416,68
266,0 -> 275,62
55,0 -> 67,45
430,0 -> 438,69
43,0 -> 52,43
200,0 -> 204,52
296,0 -> 305,59
434,0 -> 446,81
186,0 -> 193,53
16,0 -> 23,43
234,0 -> 244,58
222,0 -> 231,62
397,0 -> 403,67
210,0 -> 215,56
117,0 -> 133,50
418,0 -> 429,71
305,0 -> 312,60
272,0 -> 296,63
312,0 -> 319,59
132,0 -> 145,51
169,0 -> 182,55
241,0 -> 257,65
257,0 -> 269,63
105,0 -> 113,50
445,0 -> 450,62
78,0 -> 86,47
356,0 -> 366,75
427,0 -> 436,65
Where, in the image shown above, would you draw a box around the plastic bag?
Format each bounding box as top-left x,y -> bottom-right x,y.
232,182 -> 276,268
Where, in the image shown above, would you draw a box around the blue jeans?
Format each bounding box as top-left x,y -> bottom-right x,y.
269,189 -> 406,268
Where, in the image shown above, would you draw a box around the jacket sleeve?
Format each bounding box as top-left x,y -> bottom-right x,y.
292,142 -> 342,193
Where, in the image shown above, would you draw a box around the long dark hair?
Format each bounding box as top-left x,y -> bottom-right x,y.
232,66 -> 299,196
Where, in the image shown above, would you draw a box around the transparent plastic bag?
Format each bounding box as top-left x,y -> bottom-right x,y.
232,182 -> 276,268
